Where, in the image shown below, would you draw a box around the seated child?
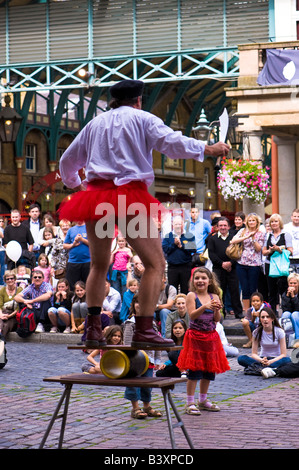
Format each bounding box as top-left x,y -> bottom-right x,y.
15,265 -> 31,289
241,292 -> 270,348
119,279 -> 139,323
81,325 -> 123,374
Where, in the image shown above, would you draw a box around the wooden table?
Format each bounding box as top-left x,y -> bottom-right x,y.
39,374 -> 193,450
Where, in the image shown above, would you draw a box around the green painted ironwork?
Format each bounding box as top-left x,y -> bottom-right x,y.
0,0 -> 273,171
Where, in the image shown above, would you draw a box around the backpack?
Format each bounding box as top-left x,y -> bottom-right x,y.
276,361 -> 299,378
16,307 -> 36,338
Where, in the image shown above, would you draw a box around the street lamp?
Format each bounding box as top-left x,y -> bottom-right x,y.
0,95 -> 22,143
192,109 -> 211,143
188,187 -> 195,199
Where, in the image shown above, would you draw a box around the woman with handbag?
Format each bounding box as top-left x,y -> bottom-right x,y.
230,213 -> 265,312
262,213 -> 293,316
0,271 -> 23,338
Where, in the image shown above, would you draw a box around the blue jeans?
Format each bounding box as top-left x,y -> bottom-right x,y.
236,264 -> 261,299
124,367 -> 153,403
48,307 -> 71,327
154,308 -> 171,337
238,354 -> 291,369
281,311 -> 299,339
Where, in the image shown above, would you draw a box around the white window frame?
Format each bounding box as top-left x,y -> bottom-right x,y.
25,144 -> 36,173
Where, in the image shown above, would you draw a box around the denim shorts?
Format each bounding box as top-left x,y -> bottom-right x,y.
48,307 -> 71,315
188,369 -> 215,381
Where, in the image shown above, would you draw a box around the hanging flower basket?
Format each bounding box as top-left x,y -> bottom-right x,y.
217,158 -> 270,204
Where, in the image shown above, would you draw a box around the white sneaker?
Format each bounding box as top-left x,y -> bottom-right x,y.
261,367 -> 276,379
35,323 -> 45,333
63,326 -> 71,334
50,326 -> 58,333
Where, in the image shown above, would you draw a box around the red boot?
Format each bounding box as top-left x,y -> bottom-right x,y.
85,314 -> 107,348
131,316 -> 175,349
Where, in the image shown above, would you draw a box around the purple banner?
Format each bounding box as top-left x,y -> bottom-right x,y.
257,49 -> 299,86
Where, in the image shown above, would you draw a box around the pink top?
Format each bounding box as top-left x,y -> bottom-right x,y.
236,229 -> 265,267
112,250 -> 131,271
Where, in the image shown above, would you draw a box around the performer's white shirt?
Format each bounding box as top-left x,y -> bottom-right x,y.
59,105 -> 205,189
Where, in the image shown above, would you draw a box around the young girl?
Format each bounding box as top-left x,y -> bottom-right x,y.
70,281 -> 88,334
48,278 -> 73,333
177,267 -> 230,415
241,292 -> 270,348
119,279 -> 139,323
110,236 -> 133,298
39,227 -> 56,261
33,254 -> 51,283
81,325 -> 123,374
238,307 -> 291,373
123,294 -> 163,419
156,319 -> 187,378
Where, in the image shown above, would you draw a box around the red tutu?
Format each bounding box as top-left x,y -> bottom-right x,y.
177,328 -> 230,374
59,180 -> 166,222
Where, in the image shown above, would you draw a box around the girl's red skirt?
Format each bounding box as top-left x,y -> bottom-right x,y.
59,180 -> 165,222
177,328 -> 230,374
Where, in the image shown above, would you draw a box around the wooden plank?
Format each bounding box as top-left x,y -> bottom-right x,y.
67,344 -> 183,351
43,373 -> 187,388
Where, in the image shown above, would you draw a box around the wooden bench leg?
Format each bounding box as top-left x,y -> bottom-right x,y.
39,384 -> 72,449
161,387 -> 194,449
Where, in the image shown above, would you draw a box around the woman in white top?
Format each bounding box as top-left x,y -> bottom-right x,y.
238,307 -> 291,371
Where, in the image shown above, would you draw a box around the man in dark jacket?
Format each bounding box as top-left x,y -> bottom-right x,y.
208,217 -> 243,319
162,215 -> 196,295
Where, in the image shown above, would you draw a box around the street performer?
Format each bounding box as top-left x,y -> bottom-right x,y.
59,79 -> 229,349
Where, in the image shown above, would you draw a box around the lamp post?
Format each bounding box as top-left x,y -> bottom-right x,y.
168,185 -> 177,203
0,94 -> 23,212
192,109 -> 211,143
0,95 -> 22,143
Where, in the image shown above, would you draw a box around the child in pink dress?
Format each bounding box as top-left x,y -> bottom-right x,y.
110,236 -> 133,299
33,254 -> 51,283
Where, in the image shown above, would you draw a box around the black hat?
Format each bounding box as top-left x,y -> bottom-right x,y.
110,79 -> 144,100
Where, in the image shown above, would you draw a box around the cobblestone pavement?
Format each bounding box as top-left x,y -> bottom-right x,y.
1,340 -> 298,453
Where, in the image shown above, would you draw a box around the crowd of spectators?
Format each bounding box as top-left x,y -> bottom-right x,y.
0,203 -> 299,355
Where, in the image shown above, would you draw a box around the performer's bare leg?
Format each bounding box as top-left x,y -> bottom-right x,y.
85,215 -> 174,348
124,214 -> 175,348
125,216 -> 165,318
84,221 -> 113,348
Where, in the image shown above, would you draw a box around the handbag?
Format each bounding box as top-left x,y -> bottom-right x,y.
54,268 -> 66,279
269,249 -> 290,278
225,228 -> 245,261
225,242 -> 243,261
199,248 -> 209,263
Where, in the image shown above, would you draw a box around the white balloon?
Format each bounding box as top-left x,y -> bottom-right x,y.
6,241 -> 22,263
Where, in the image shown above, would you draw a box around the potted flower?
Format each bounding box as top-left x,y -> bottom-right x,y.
217,158 -> 270,204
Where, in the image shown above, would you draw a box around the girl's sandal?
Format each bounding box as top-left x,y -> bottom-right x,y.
143,406 -> 163,418
197,399 -> 220,412
185,403 -> 201,415
131,408 -> 147,419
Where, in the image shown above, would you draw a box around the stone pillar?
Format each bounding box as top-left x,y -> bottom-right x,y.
274,136 -> 297,223
242,131 -> 265,221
